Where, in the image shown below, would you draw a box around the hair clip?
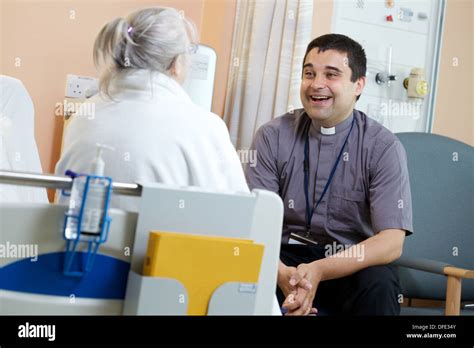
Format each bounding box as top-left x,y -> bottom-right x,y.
127,26 -> 133,34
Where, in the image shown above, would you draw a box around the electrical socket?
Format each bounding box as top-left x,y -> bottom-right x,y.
65,74 -> 99,99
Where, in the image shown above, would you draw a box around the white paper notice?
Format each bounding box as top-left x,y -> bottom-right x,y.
189,53 -> 210,80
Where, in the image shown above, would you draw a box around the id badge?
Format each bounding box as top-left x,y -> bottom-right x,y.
289,232 -> 319,246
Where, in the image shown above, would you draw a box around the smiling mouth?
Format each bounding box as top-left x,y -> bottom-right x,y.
309,95 -> 333,106
310,96 -> 332,101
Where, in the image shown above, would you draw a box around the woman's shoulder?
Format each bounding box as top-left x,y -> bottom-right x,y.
170,100 -> 228,132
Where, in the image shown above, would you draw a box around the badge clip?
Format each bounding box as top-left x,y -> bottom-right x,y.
289,232 -> 319,246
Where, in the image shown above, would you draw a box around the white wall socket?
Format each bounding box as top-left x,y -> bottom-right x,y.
65,74 -> 99,99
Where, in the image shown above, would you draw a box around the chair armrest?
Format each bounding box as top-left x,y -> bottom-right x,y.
394,256 -> 474,280
393,255 -> 451,275
393,256 -> 474,315
444,266 -> 474,279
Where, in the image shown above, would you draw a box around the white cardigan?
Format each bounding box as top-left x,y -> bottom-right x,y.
55,70 -> 249,211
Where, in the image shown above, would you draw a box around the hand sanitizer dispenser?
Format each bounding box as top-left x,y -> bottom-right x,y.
62,143 -> 115,276
64,144 -> 114,239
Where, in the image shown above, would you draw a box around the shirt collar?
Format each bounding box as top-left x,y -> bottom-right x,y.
311,111 -> 354,136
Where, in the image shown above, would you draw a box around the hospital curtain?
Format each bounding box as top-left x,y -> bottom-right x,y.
224,0 -> 314,150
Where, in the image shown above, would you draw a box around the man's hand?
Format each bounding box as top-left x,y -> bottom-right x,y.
282,262 -> 322,316
279,230 -> 405,315
277,262 -> 297,298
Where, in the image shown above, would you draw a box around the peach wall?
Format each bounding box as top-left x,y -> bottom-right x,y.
432,0 -> 473,146
1,0 -> 236,201
200,0 -> 237,118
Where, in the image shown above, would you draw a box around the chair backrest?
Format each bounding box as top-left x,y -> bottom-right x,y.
396,132 -> 474,301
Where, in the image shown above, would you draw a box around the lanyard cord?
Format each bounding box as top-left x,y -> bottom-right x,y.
303,118 -> 355,236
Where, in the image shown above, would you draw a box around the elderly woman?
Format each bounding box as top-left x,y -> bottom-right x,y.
55,7 -> 248,211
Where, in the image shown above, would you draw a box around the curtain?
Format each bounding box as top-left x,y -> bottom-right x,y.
224,0 -> 314,150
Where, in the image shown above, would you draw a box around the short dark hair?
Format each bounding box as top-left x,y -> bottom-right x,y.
302,34 -> 367,100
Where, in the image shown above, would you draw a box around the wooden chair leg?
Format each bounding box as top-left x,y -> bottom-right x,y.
445,276 -> 462,315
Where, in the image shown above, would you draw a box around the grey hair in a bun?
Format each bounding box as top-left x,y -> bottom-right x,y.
93,7 -> 197,96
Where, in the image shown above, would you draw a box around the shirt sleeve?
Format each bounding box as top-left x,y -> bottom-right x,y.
369,140 -> 413,235
244,125 -> 280,194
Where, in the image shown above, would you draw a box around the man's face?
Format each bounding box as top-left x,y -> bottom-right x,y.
300,48 -> 365,126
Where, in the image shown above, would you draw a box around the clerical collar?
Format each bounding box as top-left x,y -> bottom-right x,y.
311,111 -> 354,136
321,126 -> 335,135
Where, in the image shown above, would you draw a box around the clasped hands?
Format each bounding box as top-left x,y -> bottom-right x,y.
278,262 -> 322,316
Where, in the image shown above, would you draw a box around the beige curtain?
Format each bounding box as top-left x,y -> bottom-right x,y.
224,0 -> 314,150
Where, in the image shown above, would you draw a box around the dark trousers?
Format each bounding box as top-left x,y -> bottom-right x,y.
277,244 -> 402,315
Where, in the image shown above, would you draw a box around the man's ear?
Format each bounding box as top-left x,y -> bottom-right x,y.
355,76 -> 366,98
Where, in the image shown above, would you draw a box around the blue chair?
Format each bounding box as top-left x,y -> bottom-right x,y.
395,133 -> 473,315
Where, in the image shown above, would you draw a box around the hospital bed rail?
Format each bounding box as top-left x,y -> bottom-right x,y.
0,170 -> 141,197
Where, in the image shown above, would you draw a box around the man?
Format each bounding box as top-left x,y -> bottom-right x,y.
245,34 -> 413,315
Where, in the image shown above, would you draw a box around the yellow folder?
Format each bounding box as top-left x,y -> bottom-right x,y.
143,231 -> 264,315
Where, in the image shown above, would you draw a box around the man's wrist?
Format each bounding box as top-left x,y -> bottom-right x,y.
278,261 -> 287,272
310,260 -> 325,281
277,261 -> 287,281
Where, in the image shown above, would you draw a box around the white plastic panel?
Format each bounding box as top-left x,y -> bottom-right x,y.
182,44 -> 217,112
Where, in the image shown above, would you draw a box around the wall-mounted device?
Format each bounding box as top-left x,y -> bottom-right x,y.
332,0 -> 446,133
65,74 -> 98,99
375,72 -> 398,85
403,68 -> 429,98
375,45 -> 397,87
182,44 -> 217,112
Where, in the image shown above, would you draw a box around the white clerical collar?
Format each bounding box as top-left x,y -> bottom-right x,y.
306,111 -> 355,136
320,126 -> 336,135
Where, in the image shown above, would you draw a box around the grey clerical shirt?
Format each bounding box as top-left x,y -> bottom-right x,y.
245,109 -> 413,245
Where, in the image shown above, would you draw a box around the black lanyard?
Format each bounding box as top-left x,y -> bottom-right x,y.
303,118 -> 355,236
